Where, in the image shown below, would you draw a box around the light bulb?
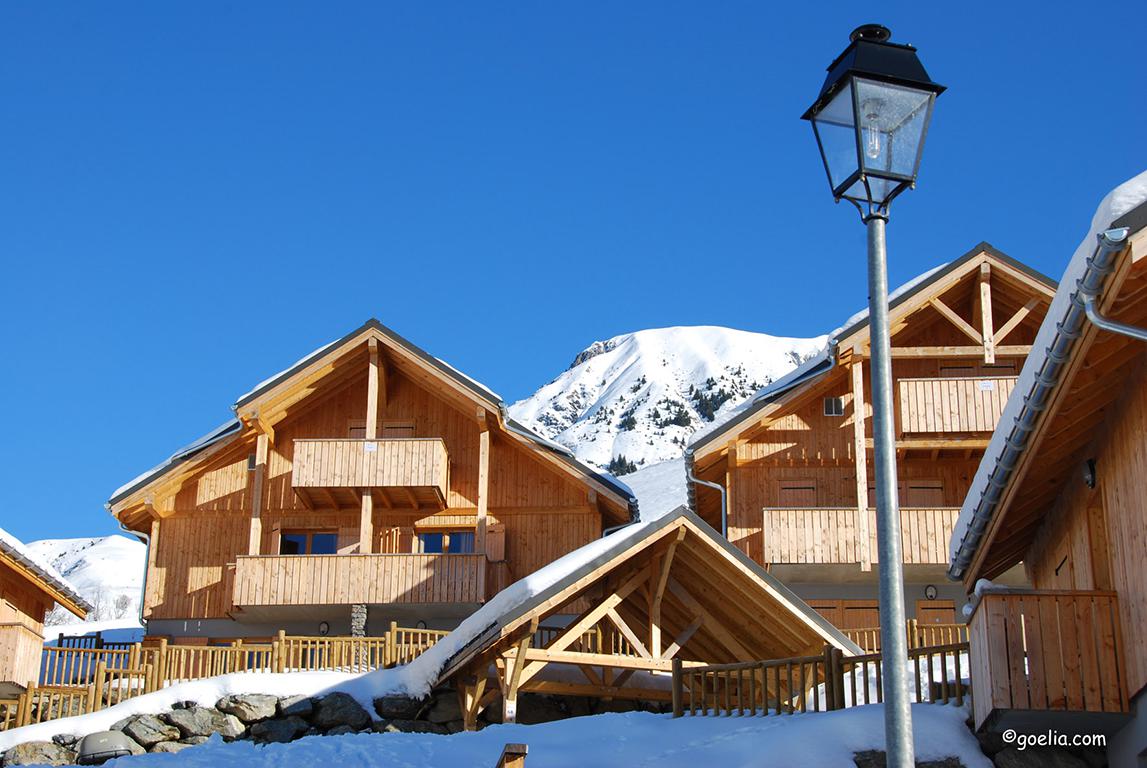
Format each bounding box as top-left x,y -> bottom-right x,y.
861,99 -> 884,160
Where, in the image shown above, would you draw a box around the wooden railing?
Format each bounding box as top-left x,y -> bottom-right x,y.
233,552 -> 487,607
672,642 -> 969,717
844,621 -> 970,653
292,438 -> 449,495
2,624 -> 446,733
968,590 -> 1128,731
763,507 -> 959,566
897,375 -> 1017,434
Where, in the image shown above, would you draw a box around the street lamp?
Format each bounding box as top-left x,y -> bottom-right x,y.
802,24 -> 944,768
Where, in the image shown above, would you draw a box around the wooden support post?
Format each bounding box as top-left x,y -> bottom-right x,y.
248,432 -> 269,555
726,440 -> 738,543
851,361 -> 872,571
671,657 -> 684,717
496,744 -> 529,768
980,263 -> 995,364
359,493 -> 374,554
503,621 -> 536,724
146,519 -> 161,615
476,409 -> 490,555
366,338 -> 380,439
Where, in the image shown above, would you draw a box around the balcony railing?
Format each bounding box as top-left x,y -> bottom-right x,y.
897,376 -> 1018,434
291,438 -> 449,510
762,507 -> 959,566
232,553 -> 487,608
968,590 -> 1129,732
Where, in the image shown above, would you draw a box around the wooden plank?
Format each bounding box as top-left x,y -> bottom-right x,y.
476,412 -> 490,555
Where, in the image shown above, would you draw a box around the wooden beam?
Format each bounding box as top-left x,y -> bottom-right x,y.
651,528 -> 686,657
503,618 -> 537,723
477,409 -> 490,555
662,615 -> 704,660
512,647 -> 698,672
929,297 -> 983,344
980,263 -> 996,364
865,437 -> 991,451
995,298 -> 1040,344
886,344 -> 1032,359
522,679 -> 673,703
666,578 -> 754,660
851,360 -> 871,572
248,432 -> 269,556
605,607 -> 651,659
366,338 -> 380,440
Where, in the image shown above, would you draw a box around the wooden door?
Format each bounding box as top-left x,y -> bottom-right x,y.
915,599 -> 956,625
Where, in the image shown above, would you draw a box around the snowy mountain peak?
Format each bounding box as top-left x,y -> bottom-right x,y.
25,535 -> 146,626
509,326 -> 826,474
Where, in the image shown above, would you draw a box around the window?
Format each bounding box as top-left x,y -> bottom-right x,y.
279,531 -> 339,555
823,396 -> 844,417
417,530 -> 476,554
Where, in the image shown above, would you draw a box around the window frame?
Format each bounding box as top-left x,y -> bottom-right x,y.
278,529 -> 340,556
823,396 -> 845,417
416,529 -> 477,555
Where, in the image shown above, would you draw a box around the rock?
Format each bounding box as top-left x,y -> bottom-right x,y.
994,747 -> 1093,768
425,694 -> 462,724
217,694 -> 279,723
372,719 -> 450,735
122,715 -> 180,748
312,693 -> 371,731
181,736 -> 211,746
150,741 -> 193,754
250,716 -> 309,745
50,735 -> 77,749
373,694 -> 428,720
852,752 -> 964,768
325,725 -> 357,736
109,716 -> 134,733
170,701 -> 198,710
163,707 -> 245,740
278,695 -> 314,719
1,741 -> 74,766
517,694 -> 567,724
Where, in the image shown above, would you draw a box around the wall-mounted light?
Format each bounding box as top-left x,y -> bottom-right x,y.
318,621 -> 330,636
924,584 -> 938,601
416,620 -> 428,630
1084,458 -> 1097,489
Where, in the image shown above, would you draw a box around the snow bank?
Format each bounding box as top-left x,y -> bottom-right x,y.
625,458 -> 687,521
91,705 -> 988,768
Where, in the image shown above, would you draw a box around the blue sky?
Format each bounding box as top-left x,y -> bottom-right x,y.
2,2 -> 1143,542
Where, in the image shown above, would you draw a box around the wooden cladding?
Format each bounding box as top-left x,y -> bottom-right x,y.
232,553 -> 487,607
897,376 -> 1017,434
291,438 -> 449,510
969,590 -> 1128,731
762,507 -> 959,566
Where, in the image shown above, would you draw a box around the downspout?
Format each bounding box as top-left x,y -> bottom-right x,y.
948,227 -> 1130,580
110,504 -> 151,631
685,449 -> 728,538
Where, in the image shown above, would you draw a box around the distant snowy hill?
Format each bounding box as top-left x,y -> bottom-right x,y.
25,536 -> 145,627
509,326 -> 826,474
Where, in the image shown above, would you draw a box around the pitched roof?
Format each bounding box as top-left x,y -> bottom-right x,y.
0,527 -> 92,618
688,242 -> 1056,455
949,172 -> 1147,582
108,319 -> 638,519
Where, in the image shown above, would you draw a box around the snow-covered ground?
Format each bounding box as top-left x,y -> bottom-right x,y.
509,326 -> 825,473
24,535 -> 145,627
102,705 -> 988,768
626,458 -> 687,521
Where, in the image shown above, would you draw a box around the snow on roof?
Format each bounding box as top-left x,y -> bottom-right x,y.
949,169 -> 1147,571
0,527 -> 92,614
829,262 -> 950,340
109,419 -> 243,503
234,340 -> 339,405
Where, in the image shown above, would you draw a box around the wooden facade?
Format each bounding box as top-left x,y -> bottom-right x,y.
688,245 -> 1055,630
108,320 -> 635,641
0,536 -> 89,693
954,209 -> 1147,741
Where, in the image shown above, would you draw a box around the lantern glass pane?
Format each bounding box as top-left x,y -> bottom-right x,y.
811,84 -> 859,192
854,77 -> 934,180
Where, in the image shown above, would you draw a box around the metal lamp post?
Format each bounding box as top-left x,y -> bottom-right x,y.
801,24 -> 944,768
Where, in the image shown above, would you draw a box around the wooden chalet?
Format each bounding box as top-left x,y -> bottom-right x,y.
0,529 -> 90,695
949,191 -> 1147,761
685,244 -> 1056,638
432,506 -> 860,729
107,320 -> 638,643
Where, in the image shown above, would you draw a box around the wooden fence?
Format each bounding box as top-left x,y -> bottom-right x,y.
2,623 -> 447,733
672,641 -> 969,717
843,621 -> 970,653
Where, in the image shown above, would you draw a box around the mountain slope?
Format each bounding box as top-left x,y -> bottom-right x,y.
509,326 -> 826,473
25,535 -> 146,627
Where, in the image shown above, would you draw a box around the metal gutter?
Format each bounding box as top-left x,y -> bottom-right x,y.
115,514 -> 151,630
947,228 -> 1130,580
684,449 -> 728,537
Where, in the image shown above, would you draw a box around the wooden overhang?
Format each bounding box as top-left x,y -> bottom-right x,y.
685,243 -> 1057,527
953,204 -> 1147,586
107,319 -> 638,530
0,538 -> 90,620
435,507 -> 860,726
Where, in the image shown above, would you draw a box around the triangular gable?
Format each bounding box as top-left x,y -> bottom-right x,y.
0,528 -> 91,619
434,506 -> 860,705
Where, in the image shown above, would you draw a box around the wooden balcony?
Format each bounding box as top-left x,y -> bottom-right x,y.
969,590 -> 1129,733
291,438 -> 449,510
232,553 -> 487,609
762,507 -> 959,566
897,376 -> 1018,434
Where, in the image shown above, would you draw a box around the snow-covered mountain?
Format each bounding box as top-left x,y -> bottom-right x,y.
509,326 -> 826,475
25,535 -> 146,627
